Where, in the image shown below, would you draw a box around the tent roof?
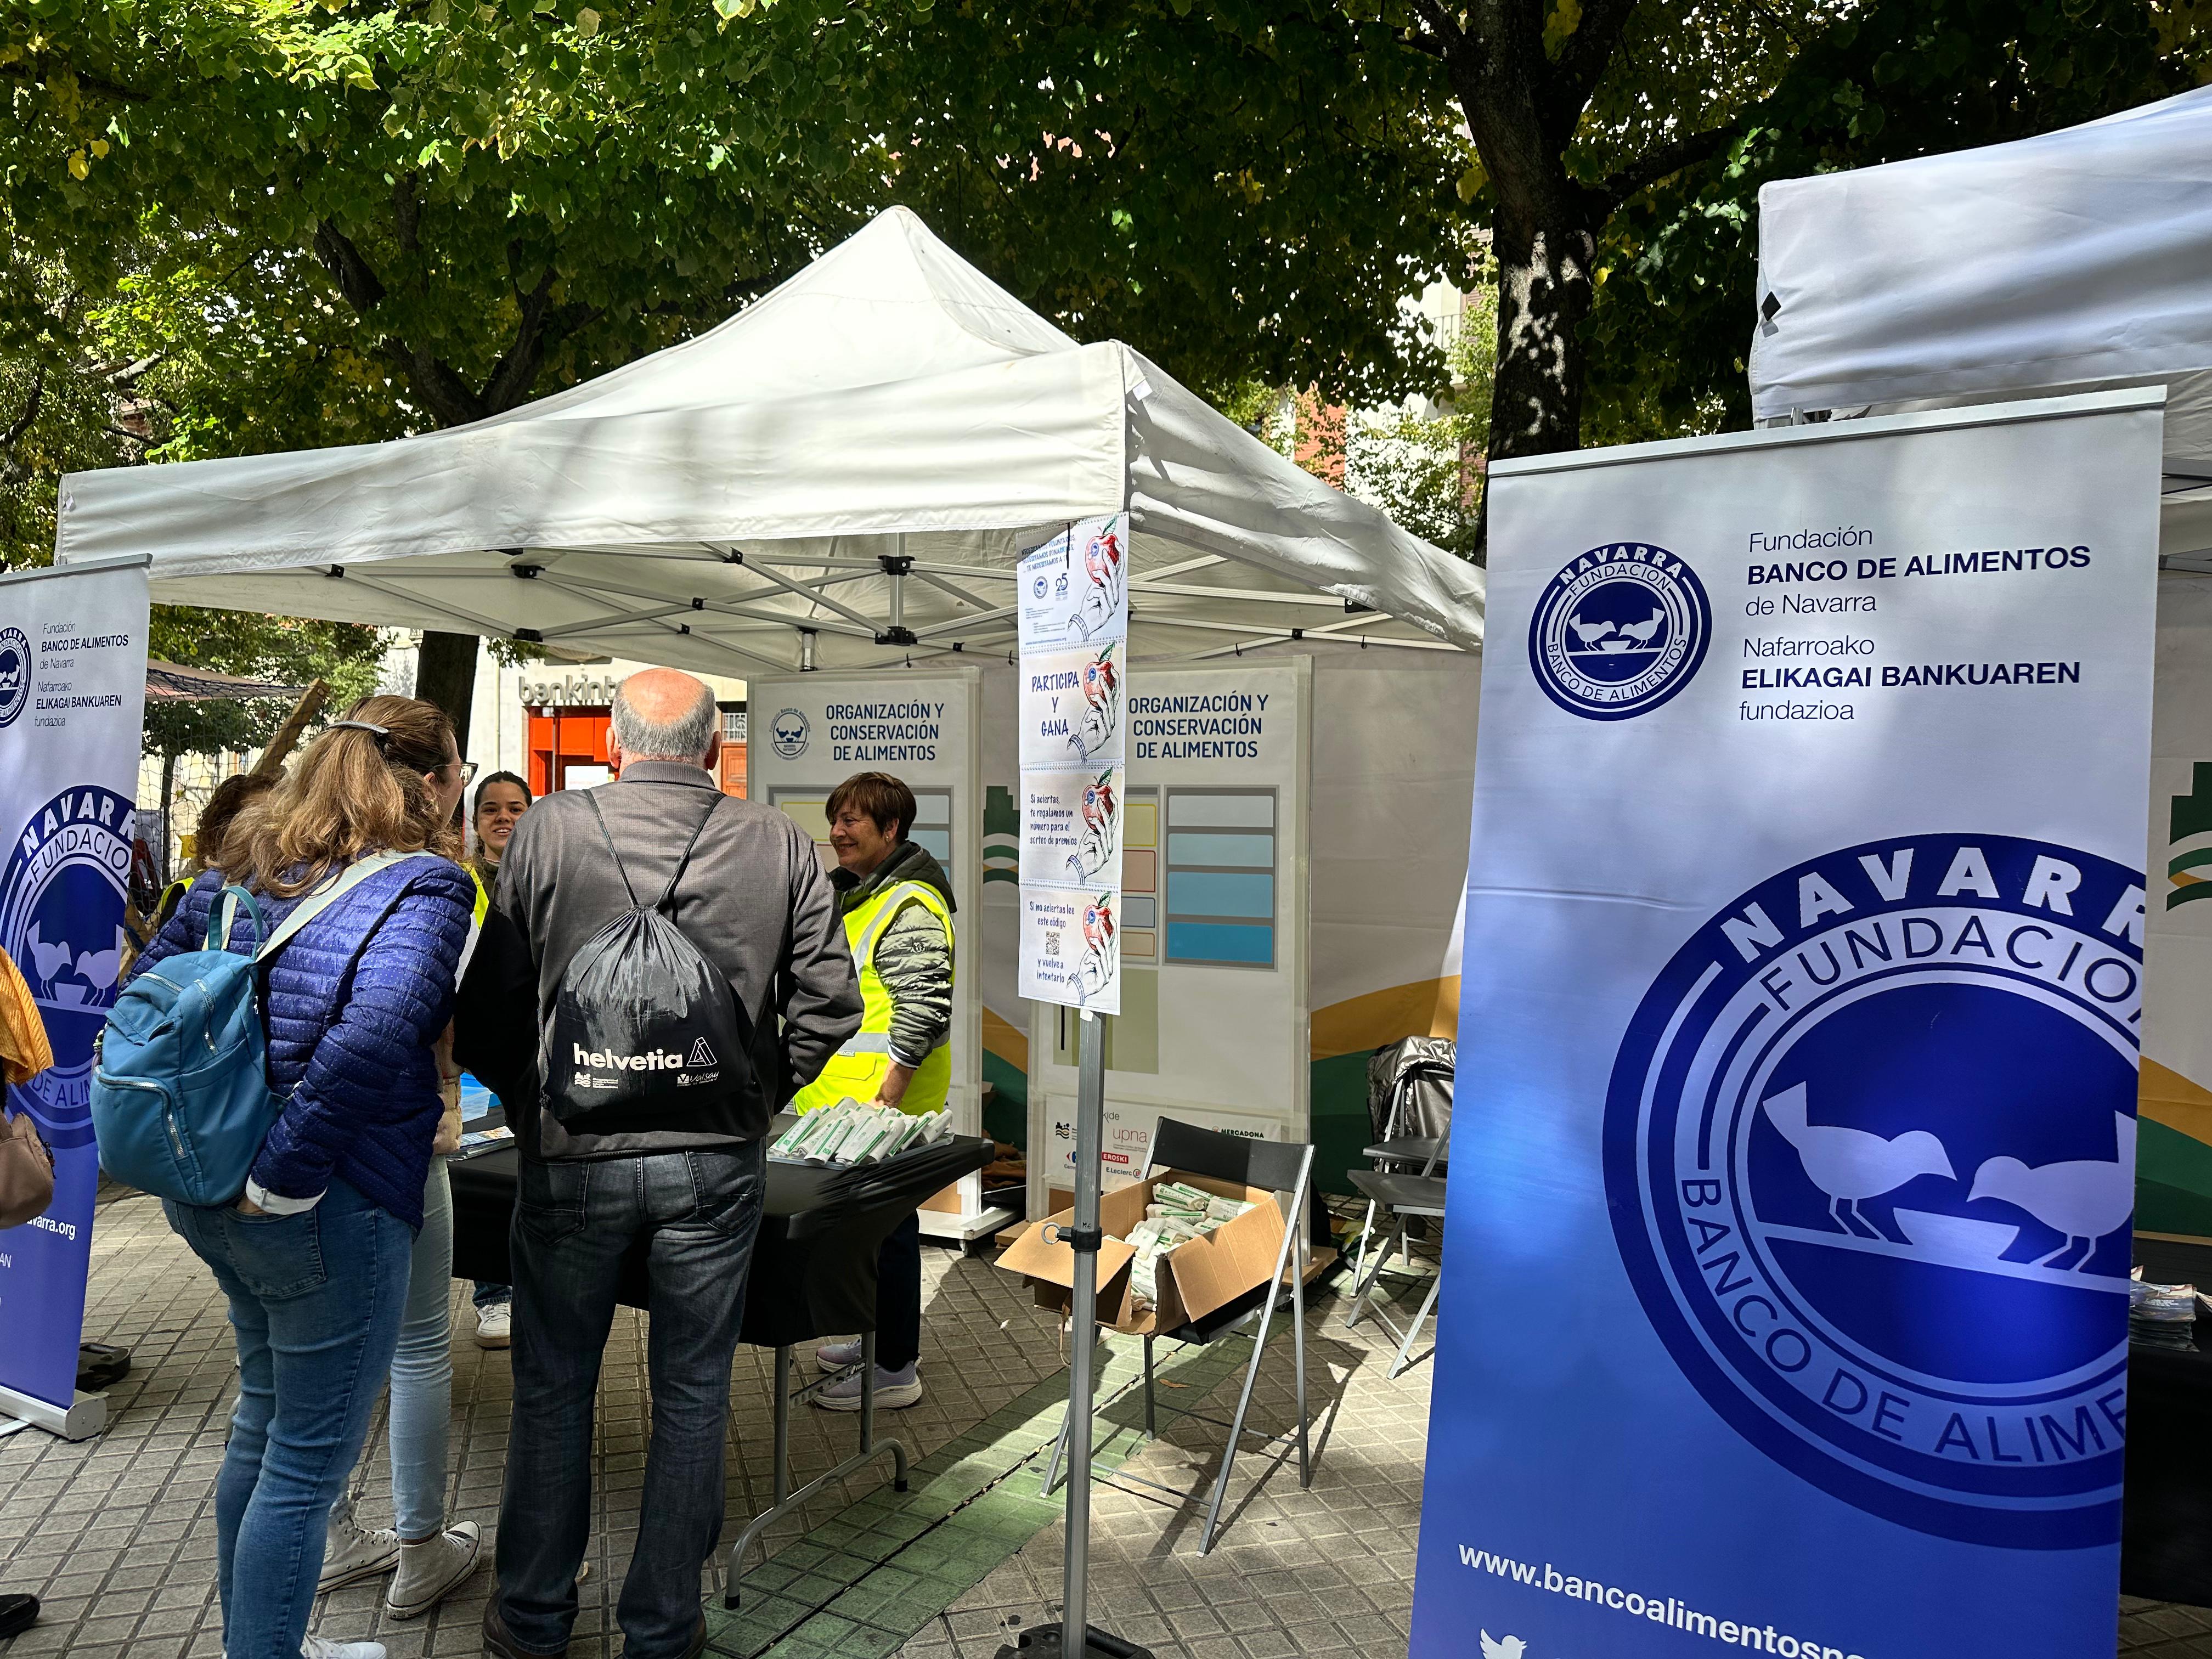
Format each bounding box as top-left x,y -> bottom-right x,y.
57,209 -> 1483,673
1747,87 -> 2212,561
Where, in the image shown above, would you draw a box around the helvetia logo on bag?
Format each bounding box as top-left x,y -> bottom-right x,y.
569,1038 -> 723,1089
1527,543 -> 1710,720
1604,833 -> 2143,1548
2,786 -> 134,1149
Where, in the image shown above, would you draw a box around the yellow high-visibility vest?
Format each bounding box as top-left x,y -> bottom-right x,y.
791,878 -> 954,1117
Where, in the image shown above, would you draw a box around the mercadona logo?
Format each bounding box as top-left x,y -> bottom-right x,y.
1604,833 -> 2141,1549
1527,543 -> 1709,720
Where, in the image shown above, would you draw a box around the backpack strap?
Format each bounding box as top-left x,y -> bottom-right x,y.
253,851 -> 438,963
584,794 -> 641,909
208,886 -> 268,953
653,795 -> 723,914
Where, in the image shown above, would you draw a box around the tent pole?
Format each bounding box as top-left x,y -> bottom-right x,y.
1001,1011 -> 1149,1659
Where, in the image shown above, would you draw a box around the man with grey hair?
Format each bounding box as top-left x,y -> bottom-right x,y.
482,667 -> 861,1659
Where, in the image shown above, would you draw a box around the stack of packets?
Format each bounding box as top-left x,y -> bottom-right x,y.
769,1097 -> 953,1166
1124,1181 -> 1257,1311
2129,1268 -> 2199,1350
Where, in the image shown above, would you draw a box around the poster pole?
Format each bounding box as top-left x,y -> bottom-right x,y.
1060,1008 -> 1104,1653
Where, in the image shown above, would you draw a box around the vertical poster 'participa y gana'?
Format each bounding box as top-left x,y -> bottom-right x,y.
0,556 -> 151,1420
1411,391 -> 2164,1659
1017,513 -> 1128,1013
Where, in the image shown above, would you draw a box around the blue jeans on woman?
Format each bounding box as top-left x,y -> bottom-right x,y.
331,1160 -> 454,1539
166,1180 -> 411,1659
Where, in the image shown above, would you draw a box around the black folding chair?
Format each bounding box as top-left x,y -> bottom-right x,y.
1041,1117 -> 1316,1554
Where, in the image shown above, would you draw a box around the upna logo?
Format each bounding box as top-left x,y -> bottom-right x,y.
1604,833 -> 2143,1549
769,707 -> 810,759
1527,543 -> 1709,720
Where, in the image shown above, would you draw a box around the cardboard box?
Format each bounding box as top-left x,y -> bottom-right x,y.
995,1169 -> 1302,1337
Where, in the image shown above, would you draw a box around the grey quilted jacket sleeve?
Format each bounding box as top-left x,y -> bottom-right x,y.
876,899 -> 952,1068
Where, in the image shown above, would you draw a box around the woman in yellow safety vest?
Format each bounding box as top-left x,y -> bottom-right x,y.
799,771 -> 956,1413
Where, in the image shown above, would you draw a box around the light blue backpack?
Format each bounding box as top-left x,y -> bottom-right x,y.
91,853 -> 428,1207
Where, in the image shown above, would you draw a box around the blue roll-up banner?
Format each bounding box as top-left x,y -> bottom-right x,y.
0,557 -> 150,1419
1412,391 -> 2165,1659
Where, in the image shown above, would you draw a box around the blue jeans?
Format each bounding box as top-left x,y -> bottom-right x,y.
332,1160 -> 454,1541
494,1146 -> 765,1659
166,1180 -> 411,1659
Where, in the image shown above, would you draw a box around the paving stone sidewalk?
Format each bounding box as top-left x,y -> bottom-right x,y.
2,1182 -> 2204,1658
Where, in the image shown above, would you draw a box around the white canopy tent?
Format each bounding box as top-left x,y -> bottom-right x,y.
1746,88 -> 2212,1239
54,207 -> 1484,667
1747,83 -> 2212,565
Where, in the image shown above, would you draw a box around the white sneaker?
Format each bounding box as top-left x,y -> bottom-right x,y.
474,1303 -> 512,1349
814,1363 -> 922,1411
318,1500 -> 399,1594
302,1638 -> 386,1659
815,1337 -> 865,1374
385,1522 -> 484,1619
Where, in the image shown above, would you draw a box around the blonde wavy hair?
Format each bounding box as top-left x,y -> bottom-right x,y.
222,695 -> 464,897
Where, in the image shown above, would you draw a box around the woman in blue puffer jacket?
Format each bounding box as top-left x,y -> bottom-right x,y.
131,696 -> 477,1659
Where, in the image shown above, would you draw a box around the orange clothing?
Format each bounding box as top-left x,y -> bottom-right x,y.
0,947 -> 53,1086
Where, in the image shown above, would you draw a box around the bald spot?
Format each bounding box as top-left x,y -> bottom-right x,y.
624,667 -> 713,725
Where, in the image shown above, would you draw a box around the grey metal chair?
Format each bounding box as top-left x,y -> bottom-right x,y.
1041,1117 -> 1316,1554
1342,1041 -> 1453,1377
1341,1167 -> 1447,1377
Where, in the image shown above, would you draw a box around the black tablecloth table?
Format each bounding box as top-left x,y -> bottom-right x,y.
447,1114 -> 992,1602
2126,1238 -> 2212,1607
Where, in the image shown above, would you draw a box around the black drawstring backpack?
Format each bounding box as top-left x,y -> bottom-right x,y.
541,794 -> 749,1125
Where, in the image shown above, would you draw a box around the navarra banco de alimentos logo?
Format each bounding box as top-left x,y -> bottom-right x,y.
2,785 -> 136,1152
1604,833 -> 2142,1550
1527,543 -> 1710,720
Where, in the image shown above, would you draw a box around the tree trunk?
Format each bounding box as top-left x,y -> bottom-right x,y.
1486,202 -> 1597,463
414,630 -> 478,754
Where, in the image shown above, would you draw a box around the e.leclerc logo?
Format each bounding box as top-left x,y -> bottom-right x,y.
1528,543 -> 1710,720
769,707 -> 810,759
1604,833 -> 2141,1549
2,786 -> 136,1151
0,626 -> 30,728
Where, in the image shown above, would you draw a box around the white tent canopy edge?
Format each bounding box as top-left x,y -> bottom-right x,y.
1746,83 -> 2212,564
53,208 -> 1485,670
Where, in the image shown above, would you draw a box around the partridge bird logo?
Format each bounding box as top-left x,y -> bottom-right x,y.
1968,1111 -> 2136,1269
1761,1081 -> 1954,1240
1480,1634 -> 1526,1659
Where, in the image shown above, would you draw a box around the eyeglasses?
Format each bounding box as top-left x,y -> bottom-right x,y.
450,759 -> 480,786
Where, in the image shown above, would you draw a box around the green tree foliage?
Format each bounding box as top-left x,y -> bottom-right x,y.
1583,0 -> 2212,444
140,610 -> 385,765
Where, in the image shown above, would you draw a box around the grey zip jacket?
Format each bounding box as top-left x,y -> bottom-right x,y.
493,761 -> 862,1159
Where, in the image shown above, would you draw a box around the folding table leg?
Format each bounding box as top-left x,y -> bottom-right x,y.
1348,1195 -> 1380,1291
1291,1240 -> 1311,1489
1142,1336 -> 1156,1440
1199,1268 -> 1283,1555
1042,1407 -> 1071,1496
773,1346 -> 792,1506
861,1330 -> 876,1455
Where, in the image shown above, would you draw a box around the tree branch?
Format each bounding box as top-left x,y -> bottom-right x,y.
1593,121 -> 1741,211
0,59 -> 150,105
1545,0 -> 1643,138
1,366 -> 46,455
312,219 -> 388,315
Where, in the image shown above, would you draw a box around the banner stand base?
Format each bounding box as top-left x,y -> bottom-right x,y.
994,1624 -> 1155,1659
0,1381 -> 107,1441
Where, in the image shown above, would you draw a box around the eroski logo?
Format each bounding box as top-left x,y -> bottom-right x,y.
1605,833 -> 2143,1549
1527,542 -> 1710,721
